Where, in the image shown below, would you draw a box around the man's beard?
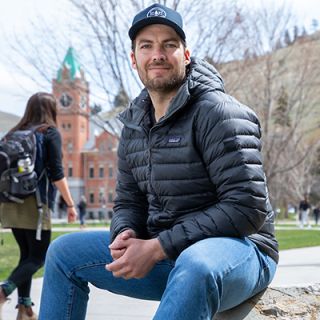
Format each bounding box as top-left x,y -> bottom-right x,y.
142,62 -> 186,93
145,76 -> 185,93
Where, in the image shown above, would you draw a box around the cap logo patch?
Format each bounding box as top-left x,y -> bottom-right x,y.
147,7 -> 167,18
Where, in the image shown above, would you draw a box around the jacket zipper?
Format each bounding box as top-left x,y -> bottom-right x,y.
119,94 -> 191,213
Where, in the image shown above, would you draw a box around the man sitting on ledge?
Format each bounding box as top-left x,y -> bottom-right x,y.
39,3 -> 278,320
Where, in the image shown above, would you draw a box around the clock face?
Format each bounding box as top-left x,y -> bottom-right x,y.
60,93 -> 73,107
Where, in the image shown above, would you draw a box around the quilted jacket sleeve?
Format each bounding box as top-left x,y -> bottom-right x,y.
110,134 -> 149,242
158,92 -> 270,259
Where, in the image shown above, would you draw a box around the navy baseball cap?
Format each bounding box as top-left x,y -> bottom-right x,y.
128,3 -> 186,41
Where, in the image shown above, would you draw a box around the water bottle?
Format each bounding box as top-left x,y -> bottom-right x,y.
18,157 -> 32,173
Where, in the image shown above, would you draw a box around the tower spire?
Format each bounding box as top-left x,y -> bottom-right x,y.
57,47 -> 84,82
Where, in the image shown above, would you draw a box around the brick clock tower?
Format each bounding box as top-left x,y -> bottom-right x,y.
52,47 -> 90,201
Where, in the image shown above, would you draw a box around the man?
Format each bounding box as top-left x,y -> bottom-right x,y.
39,4 -> 278,319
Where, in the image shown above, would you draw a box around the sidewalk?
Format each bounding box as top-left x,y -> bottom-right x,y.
2,279 -> 159,320
3,243 -> 320,319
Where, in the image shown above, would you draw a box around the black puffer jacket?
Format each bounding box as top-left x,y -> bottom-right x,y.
111,57 -> 278,263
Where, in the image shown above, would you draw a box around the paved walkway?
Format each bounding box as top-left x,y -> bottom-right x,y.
3,232 -> 320,319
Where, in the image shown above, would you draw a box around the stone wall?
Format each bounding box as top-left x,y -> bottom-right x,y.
215,284 -> 320,320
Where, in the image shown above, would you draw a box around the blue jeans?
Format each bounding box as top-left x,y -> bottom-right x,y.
39,232 -> 276,320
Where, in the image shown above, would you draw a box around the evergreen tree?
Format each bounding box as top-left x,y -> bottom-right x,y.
273,87 -> 291,127
311,19 -> 319,32
293,25 -> 299,42
90,103 -> 102,115
114,86 -> 129,109
275,38 -> 283,50
301,27 -> 307,38
283,29 -> 292,46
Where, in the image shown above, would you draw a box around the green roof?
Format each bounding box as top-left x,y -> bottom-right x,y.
57,47 -> 82,82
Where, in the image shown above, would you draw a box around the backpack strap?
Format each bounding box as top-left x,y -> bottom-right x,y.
2,192 -> 24,204
31,125 -> 49,241
36,129 -> 50,216
35,187 -> 44,241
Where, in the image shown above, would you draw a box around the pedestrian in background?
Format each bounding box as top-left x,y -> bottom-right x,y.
0,92 -> 77,320
78,195 -> 87,228
299,194 -> 311,229
313,204 -> 320,225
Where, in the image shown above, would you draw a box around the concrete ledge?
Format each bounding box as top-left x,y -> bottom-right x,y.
215,284 -> 320,319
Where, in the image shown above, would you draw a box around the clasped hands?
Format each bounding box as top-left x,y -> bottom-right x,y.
106,229 -> 167,279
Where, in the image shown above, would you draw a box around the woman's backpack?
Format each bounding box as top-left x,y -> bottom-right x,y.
0,128 -> 40,203
0,126 -> 48,240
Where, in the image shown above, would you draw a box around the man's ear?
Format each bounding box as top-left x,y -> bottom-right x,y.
131,51 -> 137,70
184,48 -> 191,66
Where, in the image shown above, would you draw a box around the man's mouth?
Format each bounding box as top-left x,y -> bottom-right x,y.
148,63 -> 171,70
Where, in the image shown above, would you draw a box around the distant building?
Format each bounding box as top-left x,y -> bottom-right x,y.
52,47 -> 119,219
0,111 -> 20,138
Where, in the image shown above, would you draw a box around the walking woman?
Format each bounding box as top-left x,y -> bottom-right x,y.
0,92 -> 77,320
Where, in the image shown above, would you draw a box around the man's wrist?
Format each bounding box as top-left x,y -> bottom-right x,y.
152,238 -> 167,261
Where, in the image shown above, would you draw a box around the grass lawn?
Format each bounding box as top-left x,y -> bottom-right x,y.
275,229 -> 320,250
1,228 -> 320,281
0,231 -> 67,281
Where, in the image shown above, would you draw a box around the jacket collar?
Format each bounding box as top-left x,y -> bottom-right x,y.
119,57 -> 225,127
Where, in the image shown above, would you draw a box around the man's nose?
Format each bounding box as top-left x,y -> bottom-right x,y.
152,47 -> 166,61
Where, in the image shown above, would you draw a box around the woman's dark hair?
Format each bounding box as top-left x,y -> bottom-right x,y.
9,92 -> 57,133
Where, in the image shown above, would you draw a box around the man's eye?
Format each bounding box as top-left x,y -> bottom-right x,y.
165,43 -> 177,48
140,44 -> 151,49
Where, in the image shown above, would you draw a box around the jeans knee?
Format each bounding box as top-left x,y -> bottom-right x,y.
46,233 -> 71,262
176,249 -> 217,283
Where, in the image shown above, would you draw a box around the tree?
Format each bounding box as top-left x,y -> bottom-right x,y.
113,86 -> 129,109
284,29 -> 292,46
3,0 -> 320,212
3,0 -> 246,110
293,25 -> 299,42
273,86 -> 291,127
311,19 -> 319,32
219,2 -> 320,209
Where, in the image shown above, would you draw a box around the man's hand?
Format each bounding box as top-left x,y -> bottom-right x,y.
106,237 -> 167,279
109,229 -> 137,260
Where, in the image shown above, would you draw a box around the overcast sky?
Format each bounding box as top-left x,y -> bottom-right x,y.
0,0 -> 319,117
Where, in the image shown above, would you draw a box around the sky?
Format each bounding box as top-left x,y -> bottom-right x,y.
0,0 -> 319,117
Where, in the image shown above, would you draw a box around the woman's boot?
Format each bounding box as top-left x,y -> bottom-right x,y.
16,304 -> 38,320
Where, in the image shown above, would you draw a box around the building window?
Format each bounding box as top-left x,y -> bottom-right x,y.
68,165 -> 73,177
89,192 -> 94,204
99,166 -> 104,178
108,166 -> 113,178
108,191 -> 113,203
99,142 -> 106,152
89,166 -> 94,178
99,189 -> 106,208
67,141 -> 73,153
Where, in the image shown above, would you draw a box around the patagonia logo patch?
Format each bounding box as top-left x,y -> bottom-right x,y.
168,136 -> 181,143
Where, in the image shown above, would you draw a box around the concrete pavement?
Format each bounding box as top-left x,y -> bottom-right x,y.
3,239 -> 320,319
2,279 -> 160,320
